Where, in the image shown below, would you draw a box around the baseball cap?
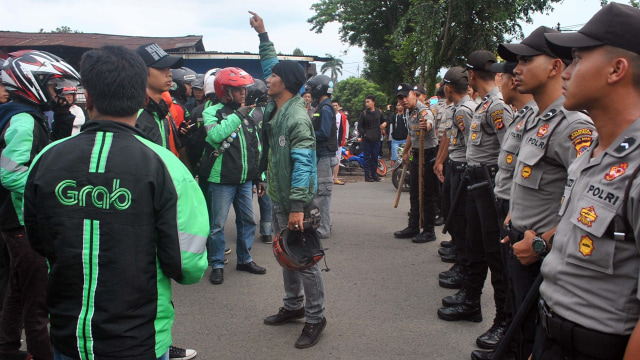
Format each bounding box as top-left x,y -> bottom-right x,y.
545,3 -> 640,60
443,66 -> 469,87
498,26 -> 560,62
135,43 -> 183,69
396,83 -> 413,97
490,62 -> 517,76
466,50 -> 497,72
413,85 -> 426,95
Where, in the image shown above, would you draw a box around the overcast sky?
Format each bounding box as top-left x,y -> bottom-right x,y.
0,0 -> 608,79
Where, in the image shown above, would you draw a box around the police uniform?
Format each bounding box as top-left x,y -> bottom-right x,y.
406,100 -> 439,241
463,86 -> 513,321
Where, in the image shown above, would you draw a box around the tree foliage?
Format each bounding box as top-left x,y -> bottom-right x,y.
320,53 -> 344,84
293,48 -> 305,56
332,77 -> 389,124
309,0 -> 560,96
39,26 -> 82,33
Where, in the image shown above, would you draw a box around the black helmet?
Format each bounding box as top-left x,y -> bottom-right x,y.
191,74 -> 205,90
273,224 -> 324,271
305,75 -> 334,100
245,79 -> 268,106
170,67 -> 197,87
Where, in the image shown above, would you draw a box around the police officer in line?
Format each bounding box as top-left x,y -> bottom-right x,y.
433,67 -> 477,293
431,82 -> 449,229
394,83 -> 439,243
438,50 -> 514,349
480,27 -> 597,360
469,60 -> 537,360
528,3 -> 640,359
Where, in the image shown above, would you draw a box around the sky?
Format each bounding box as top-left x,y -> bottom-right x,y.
0,0 -> 610,80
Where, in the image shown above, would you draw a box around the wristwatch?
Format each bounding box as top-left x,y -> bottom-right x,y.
532,236 -> 548,255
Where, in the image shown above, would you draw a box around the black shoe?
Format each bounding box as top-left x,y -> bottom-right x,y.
441,252 -> 457,263
442,288 -> 467,307
412,230 -> 436,243
439,272 -> 463,289
264,307 -> 305,326
476,319 -> 506,349
295,317 -> 327,349
209,268 -> 223,285
437,299 -> 482,322
434,216 -> 445,226
438,247 -> 456,257
440,240 -> 454,248
439,263 -> 461,279
261,235 -> 273,244
373,176 -> 381,182
236,261 -> 266,274
365,176 -> 374,182
471,350 -> 494,360
169,345 -> 197,360
394,226 -> 420,239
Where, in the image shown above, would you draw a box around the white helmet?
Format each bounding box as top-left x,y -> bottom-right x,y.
203,68 -> 220,96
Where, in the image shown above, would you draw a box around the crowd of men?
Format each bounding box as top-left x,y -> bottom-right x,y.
0,3 -> 639,360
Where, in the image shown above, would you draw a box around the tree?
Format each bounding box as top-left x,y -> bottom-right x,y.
320,53 -> 344,84
332,77 -> 389,126
39,26 -> 82,33
309,0 -> 561,96
293,48 -> 305,56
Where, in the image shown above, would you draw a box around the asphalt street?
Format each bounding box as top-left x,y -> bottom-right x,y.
171,169 -> 496,360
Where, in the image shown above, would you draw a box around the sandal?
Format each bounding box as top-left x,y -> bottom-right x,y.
334,180 -> 345,185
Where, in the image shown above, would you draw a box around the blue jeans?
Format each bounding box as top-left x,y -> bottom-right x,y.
390,139 -> 406,161
257,184 -> 272,237
271,202 -> 325,323
362,141 -> 381,178
207,182 -> 256,268
54,348 -> 169,360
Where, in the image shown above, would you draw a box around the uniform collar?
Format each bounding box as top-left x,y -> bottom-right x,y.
605,117 -> 640,159
519,100 -> 538,116
455,95 -> 472,107
537,95 -> 565,121
82,120 -> 147,137
482,86 -> 500,103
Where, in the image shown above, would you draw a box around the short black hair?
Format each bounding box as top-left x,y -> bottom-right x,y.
365,95 -> 376,103
80,45 -> 147,117
301,91 -> 311,96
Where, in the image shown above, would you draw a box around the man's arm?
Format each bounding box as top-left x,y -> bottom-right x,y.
203,105 -> 242,146
1,114 -> 37,218
250,11 -> 279,79
315,105 -> 334,142
434,133 -> 449,182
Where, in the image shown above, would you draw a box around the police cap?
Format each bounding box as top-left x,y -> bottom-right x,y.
498,26 -> 560,62
490,62 -> 517,76
465,50 -> 497,72
396,83 -> 413,97
443,66 -> 469,87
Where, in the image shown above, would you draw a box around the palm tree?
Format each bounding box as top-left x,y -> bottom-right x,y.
321,54 -> 344,84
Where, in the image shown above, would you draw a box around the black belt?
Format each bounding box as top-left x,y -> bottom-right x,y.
538,298 -> 630,360
466,164 -> 498,179
504,221 -> 524,243
446,158 -> 467,173
411,147 -> 437,156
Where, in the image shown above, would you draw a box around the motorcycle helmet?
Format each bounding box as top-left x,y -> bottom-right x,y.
245,78 -> 268,106
214,67 -> 254,101
273,224 -> 325,271
191,73 -> 205,90
305,74 -> 333,100
203,68 -> 221,97
171,67 -> 197,86
1,50 -> 80,107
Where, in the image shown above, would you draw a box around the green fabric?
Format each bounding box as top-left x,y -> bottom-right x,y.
202,103 -> 247,183
77,219 -> 100,360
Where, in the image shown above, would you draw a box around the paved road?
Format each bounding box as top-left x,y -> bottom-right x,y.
171,170 -> 496,360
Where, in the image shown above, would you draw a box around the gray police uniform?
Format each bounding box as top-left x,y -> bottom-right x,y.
445,95 -> 475,163
407,101 -> 437,150
537,118 -> 640,359
432,99 -> 448,140
463,86 -> 513,321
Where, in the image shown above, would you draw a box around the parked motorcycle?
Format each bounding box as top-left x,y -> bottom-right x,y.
340,137 -> 387,177
391,144 -> 410,191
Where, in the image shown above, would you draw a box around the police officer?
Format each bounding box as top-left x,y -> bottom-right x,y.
492,27 -> 596,360
438,51 -> 513,350
433,67 -> 477,293
528,4 -> 640,359
393,83 -> 438,243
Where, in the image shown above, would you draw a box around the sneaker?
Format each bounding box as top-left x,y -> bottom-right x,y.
169,346 -> 197,360
224,248 -> 231,255
261,235 -> 273,244
295,317 -> 327,349
264,307 -> 305,325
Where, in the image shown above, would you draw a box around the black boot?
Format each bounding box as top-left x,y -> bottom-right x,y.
437,298 -> 482,322
438,247 -> 456,257
439,263 -> 461,279
440,239 -> 454,248
394,226 -> 420,239
365,176 -> 374,182
476,317 -> 507,349
439,272 -> 463,289
442,288 -> 467,307
412,226 -> 436,243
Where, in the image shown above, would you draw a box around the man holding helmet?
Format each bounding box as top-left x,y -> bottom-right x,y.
203,67 -> 265,285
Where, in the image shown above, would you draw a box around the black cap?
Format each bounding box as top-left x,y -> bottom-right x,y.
466,50 -> 497,72
135,43 -> 183,69
396,83 -> 413,97
443,66 -> 469,87
413,85 -> 426,95
498,26 -> 560,62
545,3 -> 640,60
490,62 -> 517,75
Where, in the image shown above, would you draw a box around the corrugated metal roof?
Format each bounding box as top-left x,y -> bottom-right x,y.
0,31 -> 204,51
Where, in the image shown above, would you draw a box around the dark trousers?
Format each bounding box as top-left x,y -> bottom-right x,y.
464,172 -> 506,318
408,147 -> 438,230
0,228 -> 52,360
362,141 -> 380,179
0,235 -> 9,312
442,160 -> 469,268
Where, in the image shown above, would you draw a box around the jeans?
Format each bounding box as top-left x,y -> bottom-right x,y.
390,139 -> 406,161
271,202 -> 325,323
0,228 -> 52,360
54,348 -> 169,360
257,184 -> 272,237
315,155 -> 335,239
361,141 -> 380,179
207,182 -> 256,268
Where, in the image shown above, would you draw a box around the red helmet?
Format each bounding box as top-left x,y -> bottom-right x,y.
213,67 -> 254,101
59,86 -> 77,95
273,226 -> 324,271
